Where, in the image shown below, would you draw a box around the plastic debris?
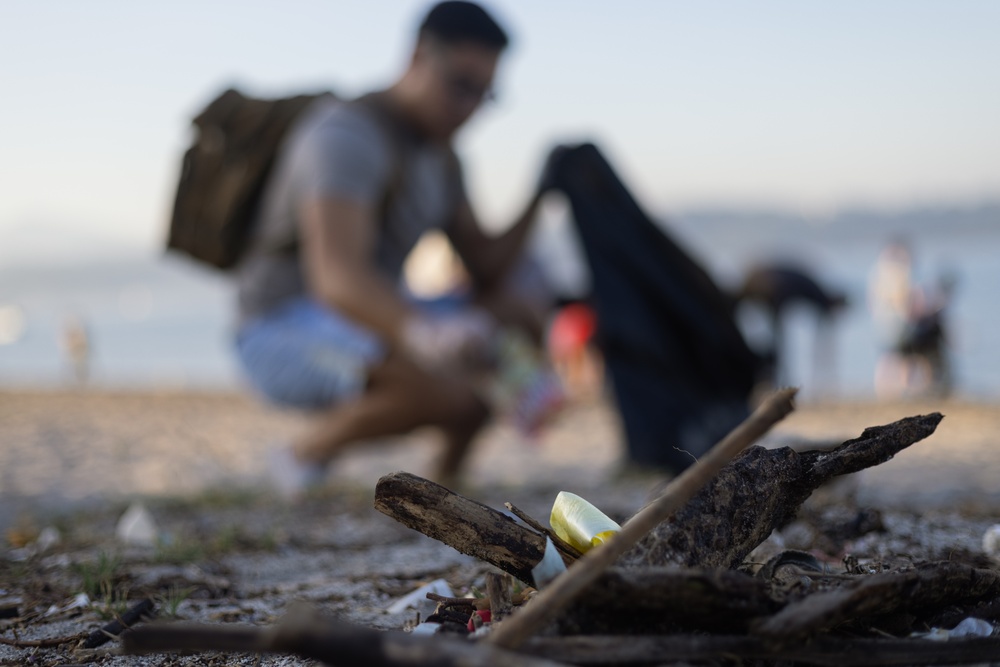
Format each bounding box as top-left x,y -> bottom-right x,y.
115,502 -> 158,546
950,617 -> 994,638
912,616 -> 994,641
44,593 -> 90,618
466,608 -> 491,632
531,536 -> 567,588
386,578 -> 453,617
409,622 -> 441,635
36,526 -> 61,552
982,524 -> 1000,559
549,491 -> 621,553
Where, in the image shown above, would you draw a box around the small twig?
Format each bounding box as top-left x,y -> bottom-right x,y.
425,593 -> 483,609
82,598 -> 155,649
0,631 -> 89,648
428,608 -> 474,625
488,388 -> 798,650
505,503 -> 584,561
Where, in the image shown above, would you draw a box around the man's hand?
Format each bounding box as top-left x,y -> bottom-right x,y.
536,144 -> 573,195
402,309 -> 497,372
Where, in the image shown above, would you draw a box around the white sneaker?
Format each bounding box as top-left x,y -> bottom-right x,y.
267,445 -> 327,500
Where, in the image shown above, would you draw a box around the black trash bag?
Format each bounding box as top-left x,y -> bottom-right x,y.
545,143 -> 763,472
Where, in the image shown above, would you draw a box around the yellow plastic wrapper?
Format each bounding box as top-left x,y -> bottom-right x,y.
549,491 -> 621,553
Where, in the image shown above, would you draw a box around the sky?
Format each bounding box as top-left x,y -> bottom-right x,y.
2,0 -> 998,265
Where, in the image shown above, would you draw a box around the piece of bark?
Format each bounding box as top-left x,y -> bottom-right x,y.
124,603 -> 567,667
372,473 -> 775,631
374,472 -> 556,586
486,572 -> 513,622
489,388 -> 798,650
754,561 -> 1000,643
557,566 -> 778,634
523,634 -> 1000,666
621,413 -> 943,570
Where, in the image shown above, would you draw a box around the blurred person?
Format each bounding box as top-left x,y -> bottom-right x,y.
234,1 -> 558,496
59,314 -> 91,385
735,263 -> 848,390
868,238 -> 954,398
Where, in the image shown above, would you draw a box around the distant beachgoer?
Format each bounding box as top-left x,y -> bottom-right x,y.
868,239 -> 954,398
60,315 -> 91,384
734,263 -> 847,388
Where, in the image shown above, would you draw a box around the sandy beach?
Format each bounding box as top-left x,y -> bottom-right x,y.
3,387 -> 999,526
2,388 -> 1000,665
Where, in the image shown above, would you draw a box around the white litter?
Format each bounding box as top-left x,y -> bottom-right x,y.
531,536 -> 567,588
386,578 -> 453,617
115,502 -> 158,546
982,524 -> 1000,559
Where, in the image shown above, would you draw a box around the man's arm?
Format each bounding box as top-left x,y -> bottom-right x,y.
300,196 -> 414,348
447,190 -> 544,292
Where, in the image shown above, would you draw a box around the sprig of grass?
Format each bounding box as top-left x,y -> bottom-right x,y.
156,585 -> 196,618
73,552 -> 122,599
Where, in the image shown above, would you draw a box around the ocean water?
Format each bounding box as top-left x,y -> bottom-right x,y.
0,211 -> 997,400
667,211 -> 1000,401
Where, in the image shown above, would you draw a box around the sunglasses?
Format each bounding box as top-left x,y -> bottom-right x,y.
429,52 -> 497,105
441,71 -> 496,104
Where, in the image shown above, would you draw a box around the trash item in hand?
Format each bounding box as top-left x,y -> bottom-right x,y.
402,310 -> 496,371
549,491 -> 621,553
492,330 -> 567,437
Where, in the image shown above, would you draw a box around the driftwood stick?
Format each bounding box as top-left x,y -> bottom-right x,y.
0,631 -> 89,648
488,388 -> 797,650
505,502 -> 584,561
522,634 -> 1000,666
124,603 -> 568,667
374,472 -> 554,586
558,566 -> 777,634
622,411 -> 944,570
754,561 -> 1000,643
82,597 -> 156,649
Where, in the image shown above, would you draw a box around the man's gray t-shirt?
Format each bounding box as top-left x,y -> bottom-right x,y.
237,95 -> 464,321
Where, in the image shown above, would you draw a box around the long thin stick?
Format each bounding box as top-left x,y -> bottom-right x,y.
488,387 -> 797,650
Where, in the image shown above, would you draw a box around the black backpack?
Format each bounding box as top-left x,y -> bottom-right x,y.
166,88 -> 336,270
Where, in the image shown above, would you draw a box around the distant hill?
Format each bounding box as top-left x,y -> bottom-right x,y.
670,201 -> 1000,241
